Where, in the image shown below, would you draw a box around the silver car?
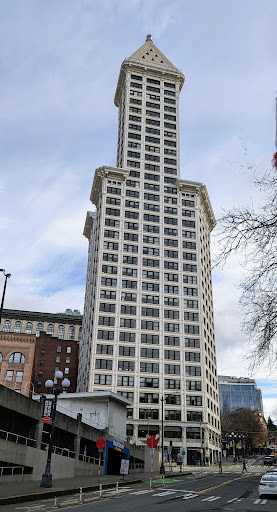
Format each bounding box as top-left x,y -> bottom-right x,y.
259,474 -> 277,497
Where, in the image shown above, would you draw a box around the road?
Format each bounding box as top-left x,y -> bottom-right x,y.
8,458 -> 277,512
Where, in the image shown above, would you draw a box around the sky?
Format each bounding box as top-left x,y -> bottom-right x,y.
0,0 -> 276,422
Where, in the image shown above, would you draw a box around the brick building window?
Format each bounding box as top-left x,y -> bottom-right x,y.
25,322 -> 32,334
14,321 -> 22,333
68,326 -> 75,340
3,320 -> 10,332
15,371 -> 23,383
6,370 -> 14,382
36,323 -> 43,337
8,352 -> 25,364
58,325 -> 65,339
47,324 -> 54,335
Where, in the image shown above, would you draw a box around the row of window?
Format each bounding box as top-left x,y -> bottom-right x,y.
101,278 -> 197,293
2,321 -> 81,340
96,335 -> 199,346
94,373 -> 201,387
98,318 -> 199,333
95,349 -> 200,361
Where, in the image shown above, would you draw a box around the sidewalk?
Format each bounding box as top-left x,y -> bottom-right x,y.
0,470 -> 189,506
0,457 -> 245,507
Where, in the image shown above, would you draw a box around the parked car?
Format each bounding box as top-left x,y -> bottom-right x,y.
264,456 -> 276,466
259,474 -> 277,497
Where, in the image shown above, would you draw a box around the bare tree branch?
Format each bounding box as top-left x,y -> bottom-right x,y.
214,165 -> 277,372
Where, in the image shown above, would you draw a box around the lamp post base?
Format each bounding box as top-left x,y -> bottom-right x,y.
160,464 -> 165,475
40,472 -> 53,488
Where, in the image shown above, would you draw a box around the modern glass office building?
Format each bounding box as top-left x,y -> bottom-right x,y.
218,376 -> 263,415
77,36 -> 221,465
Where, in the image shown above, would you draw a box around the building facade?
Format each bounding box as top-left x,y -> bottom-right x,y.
78,36 -> 221,465
32,331 -> 79,394
0,332 -> 36,396
218,376 -> 264,416
0,308 -> 82,342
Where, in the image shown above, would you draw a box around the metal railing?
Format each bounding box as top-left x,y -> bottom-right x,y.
41,442 -> 76,458
0,466 -> 25,476
0,428 -> 36,447
79,454 -> 104,466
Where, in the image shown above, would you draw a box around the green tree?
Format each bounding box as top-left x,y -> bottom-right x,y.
267,416 -> 277,431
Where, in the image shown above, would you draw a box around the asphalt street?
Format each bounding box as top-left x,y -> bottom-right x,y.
6,458 -> 277,512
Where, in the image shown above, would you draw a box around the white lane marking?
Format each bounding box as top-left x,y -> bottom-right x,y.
254,498 -> 268,504
227,497 -> 244,503
152,491 -> 176,496
130,489 -> 153,495
105,487 -> 132,494
182,493 -> 198,500
201,495 -> 221,501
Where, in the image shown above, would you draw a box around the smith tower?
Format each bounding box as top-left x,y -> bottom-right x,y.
78,36 -> 221,465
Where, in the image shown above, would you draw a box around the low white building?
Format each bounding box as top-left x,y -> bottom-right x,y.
33,390 -> 131,441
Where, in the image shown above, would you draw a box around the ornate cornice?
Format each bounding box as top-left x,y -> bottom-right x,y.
177,179 -> 216,232
83,211 -> 96,240
115,59 -> 185,107
90,166 -> 129,206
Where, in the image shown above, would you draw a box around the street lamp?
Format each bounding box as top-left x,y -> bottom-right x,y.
160,396 -> 165,474
160,394 -> 173,474
40,370 -> 71,488
0,269 -> 11,325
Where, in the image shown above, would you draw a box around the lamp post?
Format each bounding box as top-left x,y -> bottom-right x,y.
160,396 -> 165,474
160,394 -> 173,474
0,269 -> 11,326
40,370 -> 71,488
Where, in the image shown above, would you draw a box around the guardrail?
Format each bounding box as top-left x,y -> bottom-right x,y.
0,429 -> 36,447
41,443 -> 76,458
0,466 -> 25,476
79,454 -> 104,466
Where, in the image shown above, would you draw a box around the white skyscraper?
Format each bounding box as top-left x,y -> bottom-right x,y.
78,36 -> 221,465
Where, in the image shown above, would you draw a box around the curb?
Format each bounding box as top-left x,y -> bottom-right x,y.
0,479 -> 143,507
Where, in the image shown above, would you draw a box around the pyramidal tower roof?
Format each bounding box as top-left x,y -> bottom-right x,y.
115,35 -> 185,106
128,34 -> 179,70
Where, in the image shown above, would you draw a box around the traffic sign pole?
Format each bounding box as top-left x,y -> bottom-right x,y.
98,449 -> 101,482
151,435 -> 153,474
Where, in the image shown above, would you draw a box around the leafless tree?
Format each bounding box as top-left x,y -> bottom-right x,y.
214,164 -> 277,372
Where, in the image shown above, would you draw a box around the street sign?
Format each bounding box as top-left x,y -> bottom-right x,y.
96,438 -> 106,450
120,459 -> 129,475
41,416 -> 52,423
146,435 -> 159,448
114,437 -> 124,450
42,399 -> 53,418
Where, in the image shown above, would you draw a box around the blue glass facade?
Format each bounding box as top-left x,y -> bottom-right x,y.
218,376 -> 263,415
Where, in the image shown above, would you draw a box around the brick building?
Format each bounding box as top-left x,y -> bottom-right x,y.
32,331 -> 79,394
0,332 -> 36,396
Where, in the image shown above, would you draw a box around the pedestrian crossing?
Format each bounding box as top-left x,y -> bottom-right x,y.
130,488 -> 270,505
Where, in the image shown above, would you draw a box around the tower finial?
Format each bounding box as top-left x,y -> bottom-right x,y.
146,34 -> 152,42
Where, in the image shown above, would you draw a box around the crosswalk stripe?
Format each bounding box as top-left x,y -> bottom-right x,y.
182,493 -> 198,500
153,491 -> 176,496
130,489 -> 153,495
254,498 -> 268,504
201,496 -> 220,501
